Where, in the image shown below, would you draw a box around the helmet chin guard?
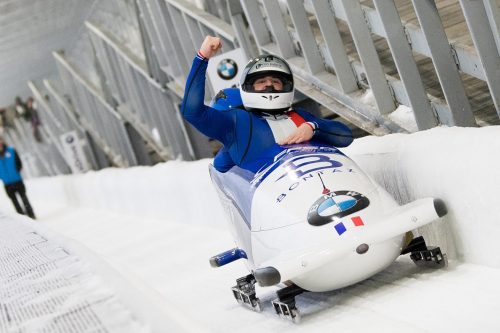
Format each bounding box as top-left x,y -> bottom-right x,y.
240,54 -> 294,114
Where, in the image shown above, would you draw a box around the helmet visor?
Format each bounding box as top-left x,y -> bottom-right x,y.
242,72 -> 293,93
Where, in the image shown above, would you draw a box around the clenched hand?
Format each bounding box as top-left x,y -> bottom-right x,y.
199,36 -> 222,59
278,123 -> 314,145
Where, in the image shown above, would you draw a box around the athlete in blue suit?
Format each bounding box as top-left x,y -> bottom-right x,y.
208,88 -> 242,172
181,36 -> 353,173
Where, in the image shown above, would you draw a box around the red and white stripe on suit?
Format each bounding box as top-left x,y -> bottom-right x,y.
264,111 -> 315,143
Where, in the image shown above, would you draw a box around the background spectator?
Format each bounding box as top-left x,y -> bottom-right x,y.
0,134 -> 36,219
26,97 -> 42,142
14,96 -> 32,121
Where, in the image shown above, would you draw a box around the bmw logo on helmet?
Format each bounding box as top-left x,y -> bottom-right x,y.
65,135 -> 75,144
217,58 -> 238,80
307,191 -> 370,226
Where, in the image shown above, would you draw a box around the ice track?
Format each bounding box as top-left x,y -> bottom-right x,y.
32,203 -> 500,332
2,126 -> 500,332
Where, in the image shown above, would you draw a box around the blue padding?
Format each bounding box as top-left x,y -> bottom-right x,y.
209,88 -> 242,110
214,248 -> 248,267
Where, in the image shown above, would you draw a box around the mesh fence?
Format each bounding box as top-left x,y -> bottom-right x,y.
0,213 -> 147,333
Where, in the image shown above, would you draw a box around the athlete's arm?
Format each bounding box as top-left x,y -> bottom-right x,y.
295,109 -> 354,147
180,36 -> 234,145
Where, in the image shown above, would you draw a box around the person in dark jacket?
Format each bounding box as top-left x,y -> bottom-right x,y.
15,96 -> 31,121
0,135 -> 35,219
26,97 -> 42,142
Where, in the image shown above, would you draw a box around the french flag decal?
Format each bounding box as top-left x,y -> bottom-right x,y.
334,216 -> 364,235
351,216 -> 364,226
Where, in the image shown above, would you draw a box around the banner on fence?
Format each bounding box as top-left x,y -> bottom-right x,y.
60,131 -> 89,173
207,48 -> 248,93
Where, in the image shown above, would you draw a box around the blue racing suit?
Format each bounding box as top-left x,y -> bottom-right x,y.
181,55 -> 354,173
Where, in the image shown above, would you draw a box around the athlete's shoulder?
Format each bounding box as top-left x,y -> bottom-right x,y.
210,88 -> 243,111
293,107 -> 312,116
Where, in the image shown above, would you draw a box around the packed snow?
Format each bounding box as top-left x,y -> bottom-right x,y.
1,125 -> 500,332
388,104 -> 418,132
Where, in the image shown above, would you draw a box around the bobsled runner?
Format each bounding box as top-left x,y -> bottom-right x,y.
209,144 -> 447,323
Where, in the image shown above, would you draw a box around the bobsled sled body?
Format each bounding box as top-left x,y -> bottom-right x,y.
210,145 -> 444,292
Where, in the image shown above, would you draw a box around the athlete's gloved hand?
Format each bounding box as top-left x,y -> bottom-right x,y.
199,35 -> 222,59
279,123 -> 314,145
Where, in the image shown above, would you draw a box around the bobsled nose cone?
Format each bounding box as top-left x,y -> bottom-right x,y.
254,267 -> 281,287
433,199 -> 448,217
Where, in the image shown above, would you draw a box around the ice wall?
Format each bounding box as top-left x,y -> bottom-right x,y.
8,126 -> 500,268
24,160 -> 227,229
345,126 -> 500,267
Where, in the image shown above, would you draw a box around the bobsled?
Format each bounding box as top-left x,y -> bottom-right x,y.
208,91 -> 447,322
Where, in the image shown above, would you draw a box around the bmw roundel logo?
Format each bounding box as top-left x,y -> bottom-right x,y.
217,59 -> 238,80
65,135 -> 74,144
307,190 -> 369,226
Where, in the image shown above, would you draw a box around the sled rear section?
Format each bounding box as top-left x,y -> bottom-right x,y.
209,165 -> 256,269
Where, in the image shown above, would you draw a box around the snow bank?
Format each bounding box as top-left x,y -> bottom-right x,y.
7,125 -> 500,268
388,104 -> 418,132
25,159 -> 227,229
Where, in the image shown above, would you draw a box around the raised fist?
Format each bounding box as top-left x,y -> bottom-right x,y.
199,36 -> 222,59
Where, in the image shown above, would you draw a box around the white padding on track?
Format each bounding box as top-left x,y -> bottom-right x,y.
0,212 -> 147,333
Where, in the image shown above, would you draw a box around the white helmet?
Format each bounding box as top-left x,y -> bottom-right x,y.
240,54 -> 294,114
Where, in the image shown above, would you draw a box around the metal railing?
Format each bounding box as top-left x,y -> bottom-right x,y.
54,52 -> 138,168
239,0 -> 499,132
138,0 -> 238,92
28,81 -> 74,173
86,21 -> 195,161
5,0 -> 498,178
6,117 -> 69,178
41,79 -> 101,170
